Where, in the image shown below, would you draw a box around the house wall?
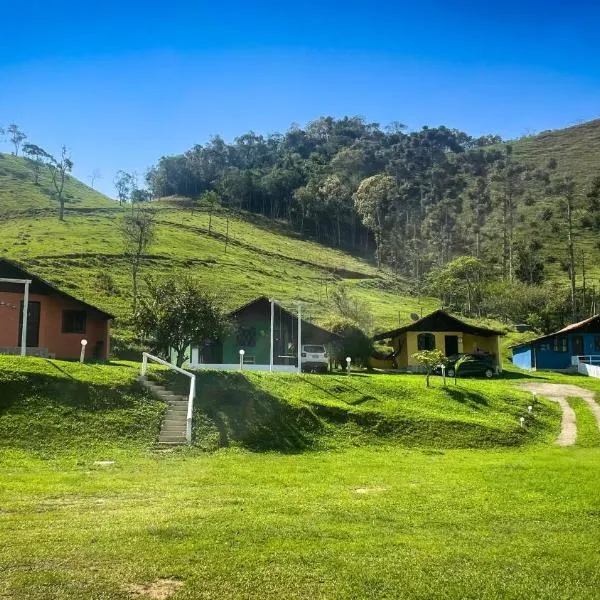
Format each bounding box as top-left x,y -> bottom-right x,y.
512,346 -> 533,370
223,315 -> 272,364
513,333 -> 600,371
391,330 -> 500,368
0,290 -> 109,360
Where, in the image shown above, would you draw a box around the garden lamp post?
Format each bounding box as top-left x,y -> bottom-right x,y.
239,349 -> 245,370
80,339 -> 88,363
346,356 -> 351,375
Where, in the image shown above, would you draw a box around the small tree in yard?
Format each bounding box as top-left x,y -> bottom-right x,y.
134,277 -> 230,367
411,349 -> 447,388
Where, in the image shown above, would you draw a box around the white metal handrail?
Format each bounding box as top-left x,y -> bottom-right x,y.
572,355 -> 600,366
141,352 -> 196,443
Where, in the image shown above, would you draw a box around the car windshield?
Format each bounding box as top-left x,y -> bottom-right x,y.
303,345 -> 325,353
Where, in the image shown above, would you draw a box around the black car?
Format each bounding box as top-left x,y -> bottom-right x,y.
439,353 -> 496,378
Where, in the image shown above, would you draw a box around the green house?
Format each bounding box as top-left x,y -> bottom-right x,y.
178,296 -> 335,371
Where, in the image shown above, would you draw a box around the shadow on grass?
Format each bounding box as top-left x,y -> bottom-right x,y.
443,387 -> 489,407
0,367 -> 144,414
498,370 -> 551,381
191,371 -> 322,453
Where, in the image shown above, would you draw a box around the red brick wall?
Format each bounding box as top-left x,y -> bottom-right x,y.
0,290 -> 110,360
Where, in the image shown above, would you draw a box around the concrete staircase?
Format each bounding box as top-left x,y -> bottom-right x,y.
139,376 -> 189,445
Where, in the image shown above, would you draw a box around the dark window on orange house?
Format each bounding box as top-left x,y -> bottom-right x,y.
62,310 -> 87,333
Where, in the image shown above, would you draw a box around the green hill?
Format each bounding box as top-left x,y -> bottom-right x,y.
0,153 -> 437,349
0,152 -> 115,215
512,118 -> 600,188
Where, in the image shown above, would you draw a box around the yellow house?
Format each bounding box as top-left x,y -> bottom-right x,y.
371,310 -> 503,371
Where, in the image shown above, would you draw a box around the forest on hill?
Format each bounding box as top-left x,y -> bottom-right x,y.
146,117 -> 600,331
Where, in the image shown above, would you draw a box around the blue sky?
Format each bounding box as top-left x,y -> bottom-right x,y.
1,0 -> 599,197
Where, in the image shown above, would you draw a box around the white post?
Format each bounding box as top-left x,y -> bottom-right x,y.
297,303 -> 302,374
20,281 -> 30,357
79,339 -> 88,363
141,352 -> 148,376
186,374 -> 195,442
239,349 -> 245,370
346,356 -> 351,375
269,299 -> 274,372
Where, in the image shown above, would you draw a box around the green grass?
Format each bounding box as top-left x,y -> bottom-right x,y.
147,368 -> 560,451
2,446 -> 600,599
0,356 -> 164,457
2,357 -> 600,598
0,152 -> 115,216
569,397 -> 600,447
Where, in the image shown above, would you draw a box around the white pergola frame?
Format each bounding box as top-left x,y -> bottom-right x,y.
0,277 -> 32,356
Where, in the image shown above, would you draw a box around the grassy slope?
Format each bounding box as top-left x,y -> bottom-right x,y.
1,357 -> 600,599
0,356 -> 164,456
0,153 -> 437,338
151,368 -> 558,451
0,152 -> 115,214
510,119 -> 600,282
512,118 -> 600,188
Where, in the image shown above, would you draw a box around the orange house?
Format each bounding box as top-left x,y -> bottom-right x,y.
0,258 -> 113,360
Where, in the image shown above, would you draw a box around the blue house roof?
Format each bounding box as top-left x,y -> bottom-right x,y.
511,314 -> 600,349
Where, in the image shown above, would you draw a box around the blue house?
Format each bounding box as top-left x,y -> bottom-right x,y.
511,315 -> 600,371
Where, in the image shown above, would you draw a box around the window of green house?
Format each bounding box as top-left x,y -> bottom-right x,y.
237,326 -> 257,348
417,332 -> 436,351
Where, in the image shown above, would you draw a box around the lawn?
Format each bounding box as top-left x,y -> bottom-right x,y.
2,357 -> 600,599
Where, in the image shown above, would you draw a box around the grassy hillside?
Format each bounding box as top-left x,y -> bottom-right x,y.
0,356 -> 163,456
512,118 -> 600,188
0,153 -> 438,344
0,356 -> 561,454
150,367 -> 559,451
0,152 -> 115,215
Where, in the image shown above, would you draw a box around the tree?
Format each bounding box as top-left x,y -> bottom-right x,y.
114,170 -> 134,206
47,146 -> 73,221
22,143 -> 51,186
411,349 -> 447,387
7,124 -> 26,156
490,146 -> 528,280
88,169 -> 101,189
353,174 -> 399,267
322,316 -> 373,369
134,276 -> 230,367
329,283 -> 374,332
130,187 -> 152,204
554,175 -> 577,321
120,205 -> 156,312
427,256 -> 486,316
201,190 -> 221,234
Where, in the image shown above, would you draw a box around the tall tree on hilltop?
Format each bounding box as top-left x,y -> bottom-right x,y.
114,170 -> 134,206
554,175 -> 578,321
7,124 -> 27,156
490,145 -> 528,281
22,143 -> 51,186
47,146 -> 73,221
